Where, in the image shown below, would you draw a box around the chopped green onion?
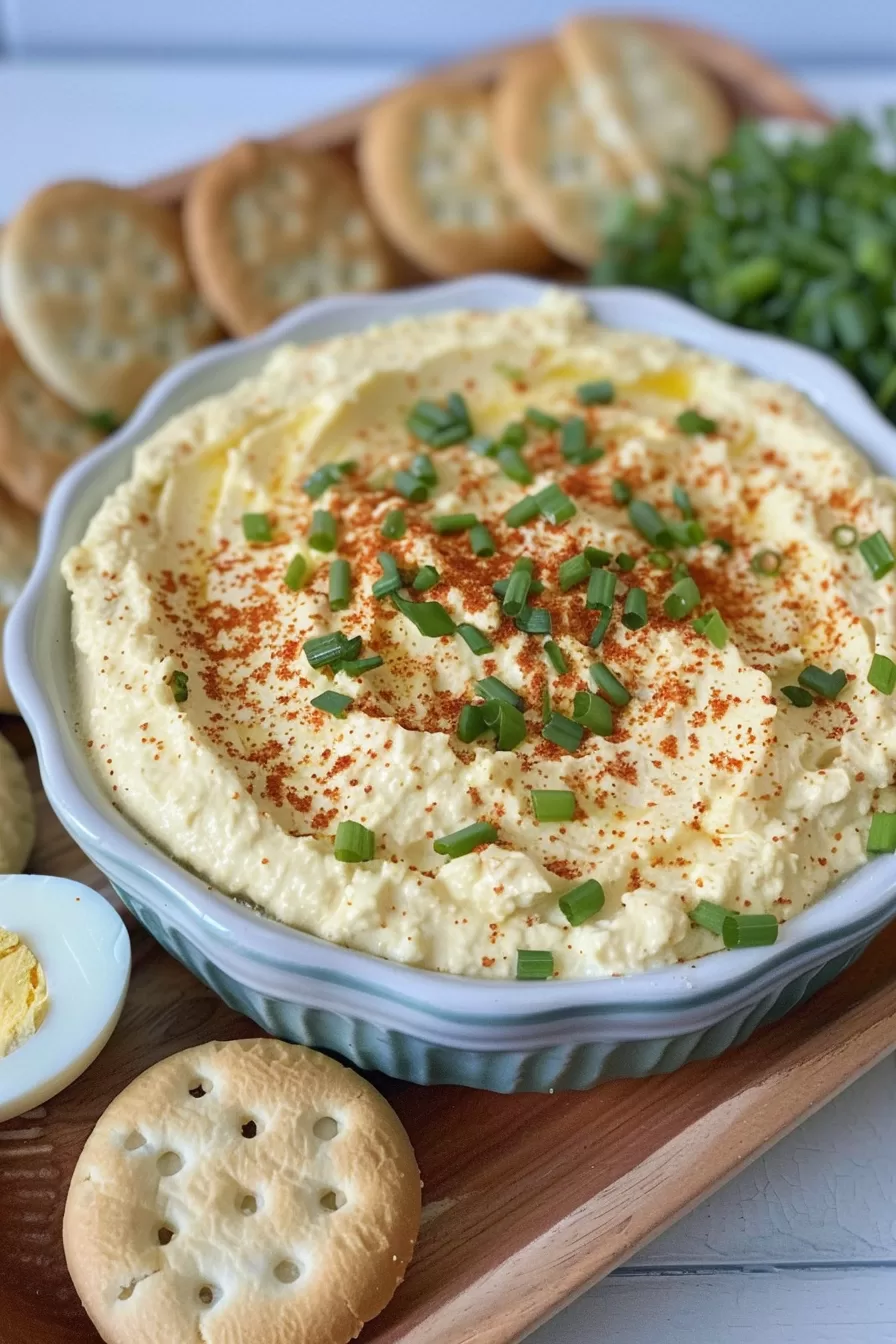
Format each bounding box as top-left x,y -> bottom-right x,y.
590,662 -> 631,706
530,789 -> 576,823
308,509 -> 337,552
622,587 -> 649,630
468,434 -> 498,457
412,565 -> 440,591
544,639 -> 568,674
673,561 -> 690,581
493,577 -> 544,599
394,470 -> 429,503
831,523 -> 858,550
615,552 -> 636,572
242,511 -> 272,543
380,508 -> 406,540
663,576 -> 701,620
672,484 -> 694,519
647,550 -> 672,569
516,950 -> 554,980
303,631 -> 352,670
751,548 -> 782,576
560,416 -> 601,464
589,607 -> 613,647
408,399 -> 453,430
504,495 -> 540,527
689,900 -> 729,936
558,553 -> 592,591
668,519 -> 706,547
713,537 -> 733,554
502,557 -> 534,616
723,914 -> 779,949
542,712 -> 585,752
311,689 -> 353,718
372,552 -> 402,599
677,408 -> 718,435
341,655 -> 384,676
406,395 -> 471,447
573,690 -> 613,735
867,812 -> 896,854
628,500 -> 673,548
577,379 -> 615,405
283,553 -> 308,591
469,523 -> 496,557
534,482 -> 577,524
499,422 -> 528,450
869,653 -> 896,694
447,392 -> 470,426
781,685 -> 813,707
497,445 -> 533,485
585,546 -> 613,567
559,879 -> 605,925
859,530 -> 896,579
333,820 -> 375,863
476,676 -> 523,709
302,463 -> 341,499
392,593 -> 455,637
692,608 -> 729,649
526,406 -> 561,430
328,559 -> 351,611
434,821 -> 498,858
542,683 -> 551,722
332,635 -> 363,668
411,453 -> 437,485
515,605 -> 552,635
85,409 -> 120,433
457,623 -> 493,655
457,704 -> 488,743
169,669 -> 189,703
611,479 -> 632,504
587,567 -> 617,610
798,665 -> 847,699
482,698 -> 527,750
432,512 -> 477,534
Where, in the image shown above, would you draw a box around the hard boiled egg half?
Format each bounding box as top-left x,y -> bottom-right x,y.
0,874 -> 130,1121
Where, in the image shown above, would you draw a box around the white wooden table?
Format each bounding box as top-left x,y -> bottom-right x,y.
3,54 -> 896,1344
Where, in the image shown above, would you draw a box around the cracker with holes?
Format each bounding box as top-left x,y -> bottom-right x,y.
358,80 -> 552,277
184,141 -> 395,337
63,1039 -> 421,1344
0,325 -> 104,512
493,46 -> 627,268
0,181 -> 219,422
0,487 -> 39,716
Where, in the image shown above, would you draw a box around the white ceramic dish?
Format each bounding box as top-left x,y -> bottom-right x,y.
7,276 -> 896,1091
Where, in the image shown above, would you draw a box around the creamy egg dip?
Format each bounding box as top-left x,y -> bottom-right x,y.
63,293 -> 896,979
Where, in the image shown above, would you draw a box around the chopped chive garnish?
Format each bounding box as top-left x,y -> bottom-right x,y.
542,683 -> 552,722
868,812 -> 896,853
534,482 -> 577,524
723,914 -> 779,949
526,406 -> 561,431
392,593 -> 455,637
831,523 -> 858,550
673,561 -> 690,581
406,395 -> 471,446
559,879 -> 605,925
515,605 -> 552,635
573,690 -> 613,735
516,949 -> 554,980
380,508 -> 406,539
559,553 -> 592,591
781,684 -> 813,707
476,676 -> 524,709
798,665 -> 847,699
669,519 -> 706,547
615,552 -> 636,572
413,564 -> 440,591
341,655 -> 383,676
496,445 -> 533,485
560,416 -> 601,464
311,689 -> 353,718
587,567 -> 617,610
468,434 -> 498,457
713,537 -> 733,554
499,422 -> 528,449
677,408 -> 718,435
303,631 -> 351,670
589,606 -> 613,647
493,577 -> 544,599
86,408 -> 120,433
692,608 -> 729,649
457,623 -> 493,655
432,512 -> 477,534
242,511 -> 272,543
328,558 -> 352,611
869,653 -> 896,694
663,576 -> 701,620
482,698 -> 527,750
542,712 -> 585,752
169,669 -> 189,703
302,461 -> 354,499
408,399 -> 453,430
689,899 -> 729,936
502,557 -> 534,616
622,587 -> 648,630
333,820 -> 375,863
751,548 -> 782,576
590,662 -> 630,706
372,552 -> 402,599
504,495 -> 540,527
434,821 -> 498,858
859,530 -> 896,579
308,509 -> 337,552
284,553 -> 308,591
469,522 -> 496,557
647,550 -> 672,569
628,500 -> 673,548
577,378 -> 615,405
611,479 -> 632,504
544,639 -> 567,674
585,546 -> 612,567
333,635 -> 363,668
531,789 -> 576,823
447,392 -> 470,425
394,470 -> 429,503
411,453 -> 438,485
672,484 -> 694,518
457,704 -> 489,743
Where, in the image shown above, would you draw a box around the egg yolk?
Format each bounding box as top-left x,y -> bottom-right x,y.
0,925 -> 48,1057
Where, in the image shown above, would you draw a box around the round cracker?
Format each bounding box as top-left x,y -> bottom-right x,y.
184,141 -> 396,337
0,732 -> 35,872
0,325 -> 103,512
358,80 -> 552,277
63,1038 -> 421,1344
493,47 -> 626,268
0,181 -> 220,421
0,488 -> 39,716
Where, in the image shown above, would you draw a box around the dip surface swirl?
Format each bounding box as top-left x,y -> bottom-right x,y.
63,293 -> 896,977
